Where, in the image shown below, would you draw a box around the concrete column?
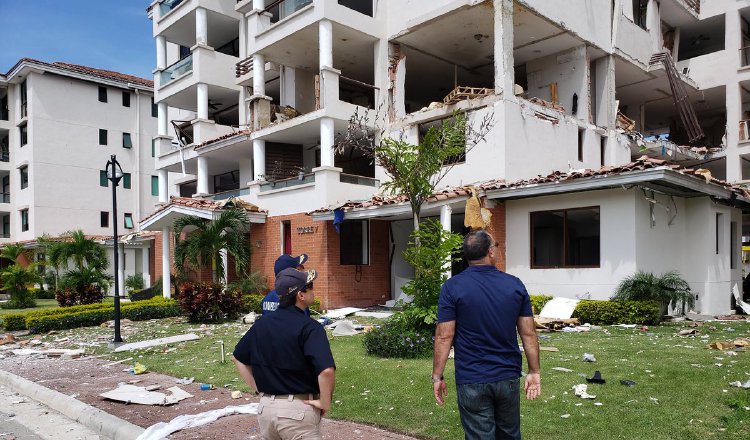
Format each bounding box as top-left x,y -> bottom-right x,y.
239,86 -> 248,128
253,139 -> 266,180
253,54 -> 265,95
162,227 -> 171,299
373,39 -> 388,108
196,156 -> 209,195
158,102 -> 169,136
319,20 -> 333,70
239,16 -> 247,59
493,0 -> 514,97
118,245 -> 125,297
197,83 -> 209,119
14,82 -> 22,121
389,43 -> 406,120
141,246 -> 151,287
196,7 -> 208,46
594,55 -> 616,129
320,117 -> 335,167
252,0 -> 264,10
280,66 -> 297,108
156,35 -> 167,70
158,169 -> 169,203
726,82 -> 743,182
220,248 -> 228,283
440,204 -> 453,279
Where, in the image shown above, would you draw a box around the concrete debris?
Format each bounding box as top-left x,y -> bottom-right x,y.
323,308 -> 363,319
617,111 -> 635,131
175,377 -> 194,385
529,97 -> 565,113
10,348 -> 84,359
331,320 -> 359,337
113,334 -> 200,353
573,384 -> 596,399
136,404 -> 258,440
582,353 -> 596,362
100,384 -> 193,406
551,367 -> 573,373
240,312 -> 257,324
535,318 -> 580,331
104,357 -> 133,367
729,380 -> 750,389
676,329 -> 699,337
539,298 -> 580,320
0,334 -> 16,345
231,391 -> 242,399
706,339 -> 749,350
354,311 -> 394,319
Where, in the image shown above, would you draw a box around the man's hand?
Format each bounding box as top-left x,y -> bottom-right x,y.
303,399 -> 328,417
524,373 -> 541,400
433,379 -> 448,406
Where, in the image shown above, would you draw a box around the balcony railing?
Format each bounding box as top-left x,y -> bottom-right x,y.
260,173 -> 315,192
160,54 -> 193,86
340,173 -> 379,187
159,0 -> 185,16
0,193 -> 9,203
236,57 -> 253,78
740,120 -> 750,142
264,0 -> 313,24
683,0 -> 699,14
210,187 -> 251,200
0,150 -> 8,162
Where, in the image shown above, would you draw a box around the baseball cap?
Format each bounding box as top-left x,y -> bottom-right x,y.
273,254 -> 309,276
275,267 -> 318,300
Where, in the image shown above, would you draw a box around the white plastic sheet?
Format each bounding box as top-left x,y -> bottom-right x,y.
538,298 -> 580,319
136,403 -> 259,440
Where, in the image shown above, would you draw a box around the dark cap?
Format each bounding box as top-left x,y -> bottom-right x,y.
273,254 -> 309,276
275,267 -> 318,300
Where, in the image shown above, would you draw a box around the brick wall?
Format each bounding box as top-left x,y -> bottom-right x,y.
484,201 -> 507,271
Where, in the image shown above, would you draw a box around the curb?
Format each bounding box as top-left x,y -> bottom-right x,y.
0,369 -> 145,440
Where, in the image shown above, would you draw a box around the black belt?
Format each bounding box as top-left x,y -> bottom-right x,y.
260,392 -> 320,401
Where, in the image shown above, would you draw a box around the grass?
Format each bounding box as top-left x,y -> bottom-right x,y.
0,299 -> 59,317
23,317 -> 750,440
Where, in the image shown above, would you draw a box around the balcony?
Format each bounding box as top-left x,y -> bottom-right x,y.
159,0 -> 186,16
160,55 -> 193,87
259,172 -> 315,192
0,192 -> 9,203
209,186 -> 251,200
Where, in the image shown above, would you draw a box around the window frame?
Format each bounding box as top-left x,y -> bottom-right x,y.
20,209 -> 29,232
123,173 -> 131,189
122,133 -> 132,149
99,129 -> 108,145
530,206 -> 601,269
151,97 -> 158,118
151,175 -> 159,196
99,170 -> 108,187
339,219 -> 371,266
20,80 -> 28,117
124,213 -> 134,229
122,91 -> 131,107
98,86 -> 107,103
101,211 -> 109,228
19,166 -> 28,189
19,123 -> 27,146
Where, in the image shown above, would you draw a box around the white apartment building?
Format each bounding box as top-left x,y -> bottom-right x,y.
145,0 -> 750,315
0,59 -> 161,288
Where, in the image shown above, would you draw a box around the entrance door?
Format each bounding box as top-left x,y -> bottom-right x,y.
282,221 -> 292,254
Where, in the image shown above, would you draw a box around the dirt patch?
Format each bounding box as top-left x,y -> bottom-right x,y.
0,355 -> 417,439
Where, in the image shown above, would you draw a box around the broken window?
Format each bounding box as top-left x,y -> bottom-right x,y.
213,170 -> 240,193
179,181 -> 197,197
531,207 -> 600,268
632,0 -> 648,30
340,220 -> 369,265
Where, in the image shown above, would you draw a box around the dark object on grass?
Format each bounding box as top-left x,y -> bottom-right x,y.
620,379 -> 637,387
586,371 -> 606,384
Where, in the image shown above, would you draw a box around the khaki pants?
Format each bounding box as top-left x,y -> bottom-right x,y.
258,394 -> 322,440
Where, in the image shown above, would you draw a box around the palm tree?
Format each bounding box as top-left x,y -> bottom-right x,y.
612,270 -> 694,316
47,230 -> 108,271
173,208 -> 251,283
0,242 -> 28,264
0,263 -> 40,309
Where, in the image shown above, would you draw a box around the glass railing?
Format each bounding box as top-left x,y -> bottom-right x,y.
210,187 -> 251,200
0,193 -> 9,203
340,173 -> 379,187
159,0 -> 185,16
160,54 -> 193,86
0,150 -> 8,162
260,173 -> 315,192
266,0 -> 313,24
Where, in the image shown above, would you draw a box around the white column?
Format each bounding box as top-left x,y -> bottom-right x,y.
197,156 -> 209,195
253,54 -> 265,95
196,7 -> 208,46
158,169 -> 169,203
162,227 -> 171,299
141,247 -> 151,287
14,83 -> 22,121
252,0 -> 264,10
197,83 -> 209,119
239,86 -> 247,128
440,205 -> 453,278
320,117 -> 335,167
220,248 -> 228,283
156,35 -> 167,70
118,245 -> 126,297
493,0 -> 514,97
319,20 -> 333,70
280,66 -> 297,108
253,139 -> 266,180
158,102 -> 168,136
239,15 -> 247,59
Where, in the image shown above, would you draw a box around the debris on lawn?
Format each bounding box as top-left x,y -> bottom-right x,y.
539,297 -> 580,320
354,311 -> 394,319
620,379 -> 637,387
9,348 -> 84,359
676,329 -> 699,337
0,334 -> 16,345
706,339 -> 749,350
104,357 -> 133,367
551,367 -> 573,373
199,383 -> 215,391
586,371 -> 606,384
539,347 -> 559,352
175,377 -> 194,385
582,353 -> 596,362
534,318 -> 580,331
100,384 -> 193,406
128,362 -> 148,375
573,384 -> 596,399
729,380 -> 750,389
231,390 -> 242,399
113,334 -> 200,353
135,403 -> 258,440
323,307 -> 363,320
240,312 -> 257,325
332,320 -> 359,337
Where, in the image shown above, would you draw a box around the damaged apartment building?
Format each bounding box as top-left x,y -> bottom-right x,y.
144,0 -> 750,315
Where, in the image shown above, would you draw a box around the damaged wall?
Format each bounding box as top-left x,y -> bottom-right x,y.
526,45 -> 590,121
519,0 -> 613,51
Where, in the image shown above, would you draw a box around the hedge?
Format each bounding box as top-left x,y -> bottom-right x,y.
572,300 -> 661,325
2,302 -> 115,331
25,298 -> 180,334
529,295 -> 553,315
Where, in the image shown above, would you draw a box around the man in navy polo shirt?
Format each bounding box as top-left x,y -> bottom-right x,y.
261,253 -> 308,316
432,230 -> 540,440
234,267 -> 335,439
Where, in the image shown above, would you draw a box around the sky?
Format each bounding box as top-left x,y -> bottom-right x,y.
0,0 -> 155,79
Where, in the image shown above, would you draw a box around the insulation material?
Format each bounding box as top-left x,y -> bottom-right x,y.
100,385 -> 193,406
137,404 -> 259,440
464,187 -> 492,230
538,298 -> 581,319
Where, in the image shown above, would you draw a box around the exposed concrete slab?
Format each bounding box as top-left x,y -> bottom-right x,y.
113,333 -> 200,352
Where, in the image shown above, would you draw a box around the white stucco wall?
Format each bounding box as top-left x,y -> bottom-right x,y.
520,0 -> 612,51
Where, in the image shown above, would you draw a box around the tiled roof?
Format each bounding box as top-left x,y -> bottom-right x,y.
15,231 -> 157,247
8,58 -> 153,88
309,157 -> 750,215
194,130 -> 253,149
140,196 -> 266,225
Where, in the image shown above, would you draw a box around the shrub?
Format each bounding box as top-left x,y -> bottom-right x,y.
129,287 -> 159,302
243,294 -> 265,314
2,314 -> 27,331
125,274 -> 145,293
2,302 -> 115,329
612,271 -> 693,316
363,321 -> 433,359
228,272 -> 268,296
178,282 -> 244,322
530,295 -> 553,314
573,300 -> 661,325
310,298 -> 322,314
55,284 -> 104,307
31,288 -> 56,300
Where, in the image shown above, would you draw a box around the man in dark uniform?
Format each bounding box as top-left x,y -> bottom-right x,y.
233,267 -> 335,439
261,253 -> 308,316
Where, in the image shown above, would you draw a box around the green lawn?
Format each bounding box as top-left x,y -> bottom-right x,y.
0,299 -> 59,318
25,317 -> 750,439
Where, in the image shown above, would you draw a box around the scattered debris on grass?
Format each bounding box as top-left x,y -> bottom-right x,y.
729,380 -> 750,389
100,384 -> 192,406
573,384 -> 596,399
586,371 -> 606,384
113,334 -> 200,353
620,379 -> 637,387
135,403 -> 258,440
582,353 -> 596,362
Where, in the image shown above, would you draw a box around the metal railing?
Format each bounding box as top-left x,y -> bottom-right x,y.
236,57 -> 253,78
210,187 -> 251,200
260,173 -> 315,192
160,54 -> 193,86
264,0 -> 313,24
683,0 -> 699,14
340,173 -> 379,187
159,0 -> 185,15
0,193 -> 9,203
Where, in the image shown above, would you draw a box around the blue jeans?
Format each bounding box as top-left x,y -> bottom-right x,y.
456,377 -> 521,440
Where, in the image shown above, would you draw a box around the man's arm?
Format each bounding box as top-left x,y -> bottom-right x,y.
233,357 -> 258,392
517,316 -> 541,400
304,367 -> 336,416
432,320 -> 455,406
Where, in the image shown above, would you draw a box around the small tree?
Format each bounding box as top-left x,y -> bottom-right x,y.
173,208 -> 252,283
611,270 -> 694,316
1,263 -> 40,309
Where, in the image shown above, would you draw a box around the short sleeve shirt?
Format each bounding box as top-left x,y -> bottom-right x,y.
438,265 -> 533,385
233,305 -> 335,395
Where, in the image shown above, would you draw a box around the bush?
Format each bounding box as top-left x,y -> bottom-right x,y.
55,284 -> 104,307
31,288 -> 56,300
228,272 -> 268,296
573,300 -> 661,325
125,274 -> 145,293
25,298 -> 180,333
2,302 -> 115,329
612,271 -> 693,315
363,321 -> 433,359
243,294 -> 265,314
530,295 -> 553,315
129,287 -> 159,302
178,282 -> 244,322
0,294 -> 36,310
310,298 -> 322,314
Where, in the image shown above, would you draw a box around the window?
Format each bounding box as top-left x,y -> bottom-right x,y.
151,138 -> 156,157
179,45 -> 191,60
179,181 -> 197,197
101,211 -> 109,228
98,86 -> 107,103
19,166 -> 28,189
99,129 -> 107,145
578,129 -> 585,162
20,209 -> 28,232
36,252 -> 46,275
282,221 -> 292,255
151,97 -> 158,118
20,80 -> 27,117
122,91 -> 130,107
531,207 -> 600,268
213,170 -> 240,193
124,213 -> 134,229
600,136 -> 607,167
2,215 -> 9,238
123,133 -> 132,149
151,175 -> 159,196
417,117 -> 466,165
19,123 -> 27,146
99,170 -> 108,187
340,220 -> 370,265
123,173 -> 131,189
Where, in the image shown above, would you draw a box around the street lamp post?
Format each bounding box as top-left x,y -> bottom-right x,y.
106,155 -> 124,344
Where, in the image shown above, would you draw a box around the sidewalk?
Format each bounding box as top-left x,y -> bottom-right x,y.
0,355 -> 418,440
